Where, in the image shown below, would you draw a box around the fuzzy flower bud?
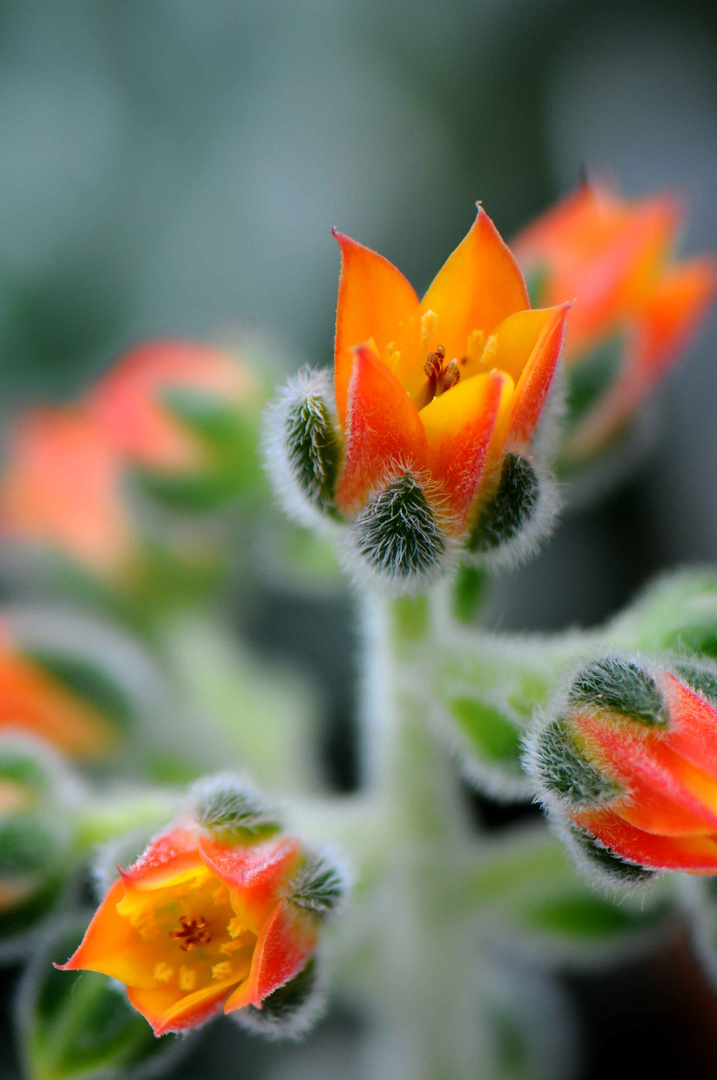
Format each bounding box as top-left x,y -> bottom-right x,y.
56,775 -> 346,1037
526,655 -> 717,885
515,179 -> 716,472
267,206 -> 570,592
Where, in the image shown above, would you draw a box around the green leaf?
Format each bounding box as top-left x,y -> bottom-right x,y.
18,915 -> 190,1080
448,697 -> 522,765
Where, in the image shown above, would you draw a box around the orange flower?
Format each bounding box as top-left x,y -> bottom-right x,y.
56,822 -> 324,1036
87,340 -> 257,474
514,180 -> 717,463
0,622 -> 116,758
0,407 -> 137,582
529,656 -> 717,879
332,209 -> 569,540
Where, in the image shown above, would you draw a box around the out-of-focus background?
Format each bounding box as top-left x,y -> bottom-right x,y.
2,1 -> 717,1077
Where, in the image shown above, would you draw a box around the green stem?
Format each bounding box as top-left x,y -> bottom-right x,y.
362,592 -> 486,1080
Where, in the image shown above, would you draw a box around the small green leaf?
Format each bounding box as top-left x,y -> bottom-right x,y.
569,657 -> 665,725
288,851 -> 345,917
449,697 -> 522,764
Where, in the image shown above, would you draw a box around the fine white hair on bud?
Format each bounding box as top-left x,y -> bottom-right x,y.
232,956 -> 327,1041
190,772 -> 283,841
342,471 -> 454,595
263,367 -> 343,529
553,814 -> 660,894
466,453 -> 561,571
286,847 -> 349,919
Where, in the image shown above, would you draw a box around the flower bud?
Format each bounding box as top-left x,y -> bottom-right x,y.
87,340 -> 263,511
0,619 -> 120,759
515,179 -> 716,476
267,207 -> 570,592
526,654 -> 717,885
55,774 -> 346,1037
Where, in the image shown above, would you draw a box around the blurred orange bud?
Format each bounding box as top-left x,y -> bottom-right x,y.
0,622 -> 117,758
528,656 -> 717,881
0,407 -> 138,583
515,180 -> 717,465
87,340 -> 258,477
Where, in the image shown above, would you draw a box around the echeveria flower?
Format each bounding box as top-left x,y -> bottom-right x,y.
515,180 -> 716,467
270,208 -> 570,590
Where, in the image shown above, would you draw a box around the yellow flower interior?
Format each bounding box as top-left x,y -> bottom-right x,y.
116,867 -> 256,997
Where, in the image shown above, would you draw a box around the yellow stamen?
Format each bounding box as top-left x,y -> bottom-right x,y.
153,962 -> 174,983
179,965 -> 197,992
227,917 -> 244,939
212,886 -> 227,906
212,961 -> 232,981
421,310 -> 437,344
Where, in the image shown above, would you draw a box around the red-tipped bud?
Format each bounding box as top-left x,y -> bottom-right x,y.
527,655 -> 717,886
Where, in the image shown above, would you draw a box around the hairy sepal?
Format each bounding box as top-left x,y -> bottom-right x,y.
263,368 -> 343,530
341,470 -> 455,596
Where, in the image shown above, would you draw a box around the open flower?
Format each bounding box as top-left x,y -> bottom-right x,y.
56,787 -> 343,1037
270,207 -> 570,589
514,180 -> 717,466
527,655 -> 717,883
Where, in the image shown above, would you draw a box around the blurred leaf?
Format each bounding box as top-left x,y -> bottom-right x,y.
17,915 -> 191,1080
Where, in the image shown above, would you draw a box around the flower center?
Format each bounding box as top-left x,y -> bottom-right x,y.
416,346 -> 461,409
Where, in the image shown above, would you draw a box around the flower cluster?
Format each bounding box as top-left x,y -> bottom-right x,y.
270,207 -> 570,591
56,777 -> 345,1037
515,180 -> 716,469
526,654 -> 717,886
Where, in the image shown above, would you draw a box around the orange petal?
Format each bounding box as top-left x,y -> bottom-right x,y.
572,713 -> 717,836
224,901 -> 317,1012
55,879 -> 161,989
124,827 -> 204,890
128,976 -> 240,1036
662,673 -> 717,781
0,644 -> 116,759
419,208 -> 529,365
333,231 -> 420,427
199,835 -> 303,931
571,805 -> 717,873
514,179 -> 623,270
418,370 -> 512,531
502,303 -> 570,448
335,345 -> 428,516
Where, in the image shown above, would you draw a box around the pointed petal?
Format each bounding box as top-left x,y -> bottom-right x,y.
333,231 -> 420,427
419,208 -> 529,364
502,303 -> 570,448
514,179 -> 622,269
336,345 -> 428,515
124,827 -> 204,890
573,713 -> 717,836
199,835 -> 303,930
571,805 -> 717,873
55,879 -> 162,989
224,901 -> 318,1012
418,371 -> 512,530
128,976 -> 240,1036
661,673 -> 717,781
567,257 -> 717,461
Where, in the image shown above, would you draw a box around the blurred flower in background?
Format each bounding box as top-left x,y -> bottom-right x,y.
515,180 -> 716,470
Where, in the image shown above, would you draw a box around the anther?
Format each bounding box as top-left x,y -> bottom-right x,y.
170,915 -> 212,951
440,359 -> 460,392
